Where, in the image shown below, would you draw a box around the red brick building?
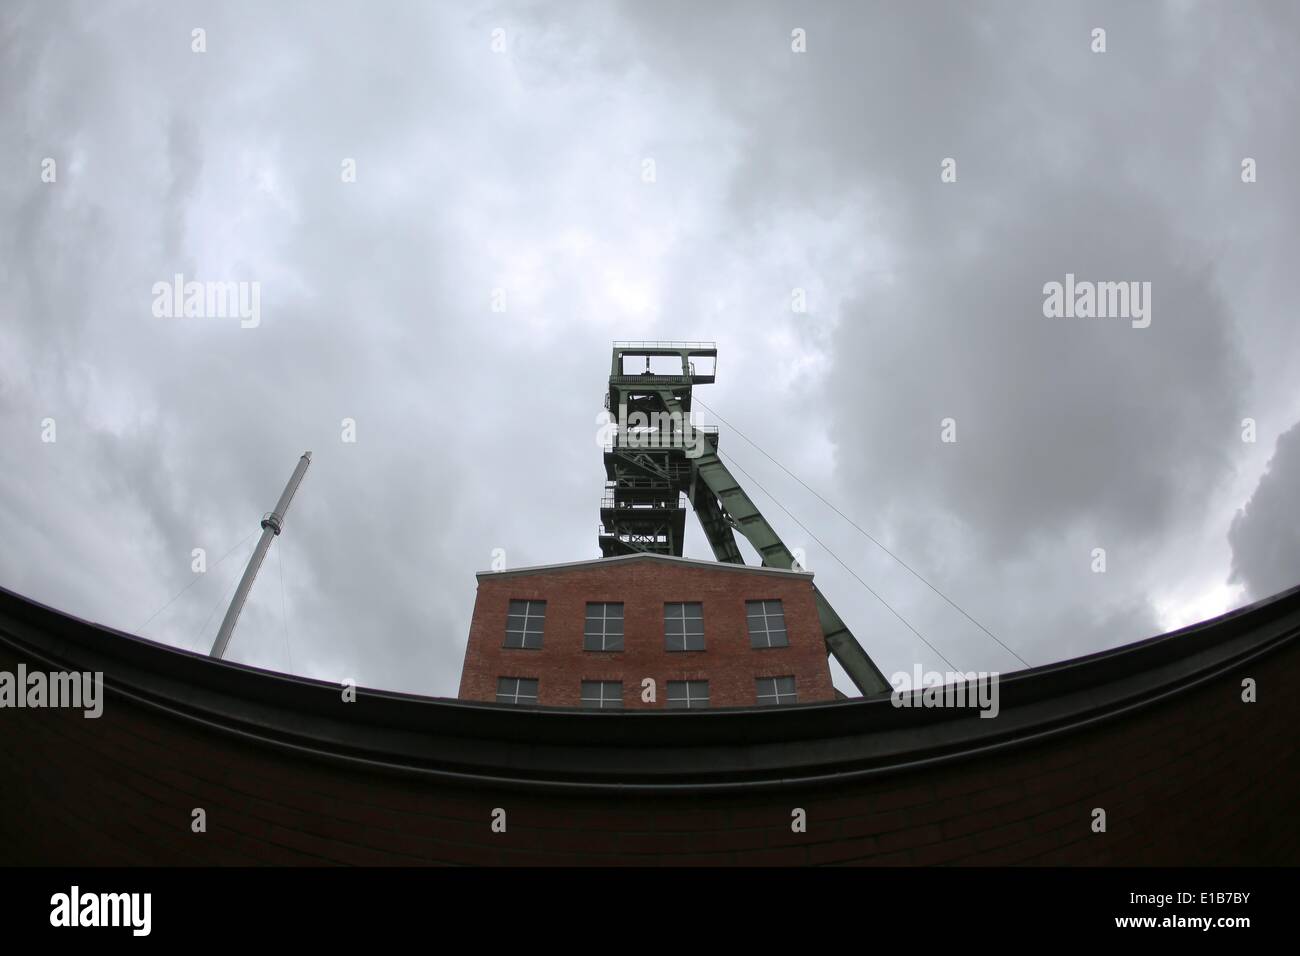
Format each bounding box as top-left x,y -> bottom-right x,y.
457,553 -> 836,708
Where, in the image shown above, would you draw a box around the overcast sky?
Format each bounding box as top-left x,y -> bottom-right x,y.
2,1 -> 1298,697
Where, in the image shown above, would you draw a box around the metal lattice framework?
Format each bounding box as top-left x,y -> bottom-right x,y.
599,342 -> 890,695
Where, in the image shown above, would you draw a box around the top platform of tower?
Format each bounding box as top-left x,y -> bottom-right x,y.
609,341 -> 717,386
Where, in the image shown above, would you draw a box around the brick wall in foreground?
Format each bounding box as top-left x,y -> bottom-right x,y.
1,635 -> 1295,865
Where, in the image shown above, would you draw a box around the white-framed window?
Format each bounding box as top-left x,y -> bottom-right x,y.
746,599 -> 789,648
666,680 -> 709,709
755,675 -> 797,706
664,602 -> 705,651
584,602 -> 625,651
581,680 -> 624,709
496,677 -> 539,705
505,599 -> 546,649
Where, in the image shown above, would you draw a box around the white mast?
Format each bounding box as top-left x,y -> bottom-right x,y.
209,451 -> 312,660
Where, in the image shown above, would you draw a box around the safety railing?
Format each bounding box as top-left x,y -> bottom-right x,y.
612,340 -> 716,351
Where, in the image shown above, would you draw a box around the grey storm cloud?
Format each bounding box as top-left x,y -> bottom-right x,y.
601,0 -> 1300,669
1229,423 -> 1300,602
2,0 -> 1298,696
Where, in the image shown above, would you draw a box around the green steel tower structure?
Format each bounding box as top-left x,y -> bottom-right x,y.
599,341 -> 891,696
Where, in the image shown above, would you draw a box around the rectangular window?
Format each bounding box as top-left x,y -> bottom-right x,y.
580,680 -> 624,709
755,676 -> 797,706
664,602 -> 705,651
666,680 -> 709,709
504,599 -> 545,649
584,602 -> 625,651
496,677 -> 539,705
746,599 -> 789,648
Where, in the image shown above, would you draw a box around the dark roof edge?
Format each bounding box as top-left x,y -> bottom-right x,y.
1,581 -> 1297,793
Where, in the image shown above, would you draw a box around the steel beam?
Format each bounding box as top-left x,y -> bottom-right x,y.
659,392 -> 891,697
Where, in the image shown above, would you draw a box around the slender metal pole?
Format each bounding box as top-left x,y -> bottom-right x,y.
209,451 -> 312,660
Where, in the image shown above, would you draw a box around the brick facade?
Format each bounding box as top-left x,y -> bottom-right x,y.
457,554 -> 836,707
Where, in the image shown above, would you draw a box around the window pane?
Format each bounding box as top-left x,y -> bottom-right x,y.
746,599 -> 786,649
755,676 -> 795,705
586,603 -> 624,652
581,681 -> 622,709
505,600 -> 544,648
666,603 -> 703,650
667,680 -> 708,708
497,677 -> 538,704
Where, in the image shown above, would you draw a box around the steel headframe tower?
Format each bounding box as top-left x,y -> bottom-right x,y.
209,451 -> 312,661
599,342 -> 891,696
